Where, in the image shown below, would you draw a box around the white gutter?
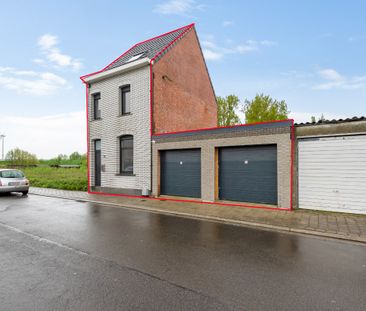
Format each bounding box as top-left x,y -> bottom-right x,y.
83,57 -> 150,83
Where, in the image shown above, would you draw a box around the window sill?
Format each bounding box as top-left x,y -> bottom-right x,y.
115,173 -> 135,176
90,118 -> 102,121
118,113 -> 132,117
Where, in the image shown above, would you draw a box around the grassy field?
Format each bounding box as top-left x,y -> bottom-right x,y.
0,152 -> 88,191
21,166 -> 87,191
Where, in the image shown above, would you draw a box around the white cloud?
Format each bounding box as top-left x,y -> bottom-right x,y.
313,68 -> 366,90
202,49 -> 223,60
201,40 -> 216,49
154,0 -> 204,16
318,69 -> 342,81
12,70 -> 39,76
37,34 -> 82,71
0,68 -> 66,96
32,58 -> 46,65
0,66 -> 14,72
235,40 -> 277,53
222,20 -> 234,27
2,111 -> 86,159
260,40 -> 277,47
201,37 -> 277,61
235,43 -> 258,54
38,34 -> 58,50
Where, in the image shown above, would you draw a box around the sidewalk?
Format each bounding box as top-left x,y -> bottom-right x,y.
29,187 -> 366,243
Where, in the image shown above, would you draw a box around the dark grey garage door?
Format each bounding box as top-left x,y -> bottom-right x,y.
219,145 -> 277,205
160,149 -> 201,198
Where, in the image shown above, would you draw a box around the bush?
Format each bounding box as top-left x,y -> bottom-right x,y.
6,148 -> 38,166
22,166 -> 87,191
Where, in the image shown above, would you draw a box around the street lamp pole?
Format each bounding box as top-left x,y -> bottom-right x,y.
0,134 -> 5,161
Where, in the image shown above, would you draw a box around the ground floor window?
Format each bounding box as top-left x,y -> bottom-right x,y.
120,135 -> 133,174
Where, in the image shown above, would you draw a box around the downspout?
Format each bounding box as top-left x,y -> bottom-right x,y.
149,59 -> 154,195
290,119 -> 295,210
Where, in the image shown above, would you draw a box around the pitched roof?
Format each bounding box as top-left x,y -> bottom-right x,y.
104,24 -> 194,72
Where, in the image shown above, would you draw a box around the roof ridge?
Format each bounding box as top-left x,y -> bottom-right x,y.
80,23 -> 195,81
134,23 -> 194,50
150,24 -> 194,64
104,23 -> 194,71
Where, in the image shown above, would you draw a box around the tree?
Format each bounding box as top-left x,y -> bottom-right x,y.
242,94 -> 289,124
310,114 -> 325,123
6,148 -> 38,166
57,154 -> 68,161
69,152 -> 82,161
217,95 -> 241,127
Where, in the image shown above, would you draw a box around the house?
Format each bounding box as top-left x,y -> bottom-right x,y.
81,24 -> 366,215
80,24 -> 294,211
80,23 -> 293,211
80,24 -> 217,196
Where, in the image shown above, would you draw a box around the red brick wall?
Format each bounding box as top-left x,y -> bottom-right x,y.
152,28 -> 217,134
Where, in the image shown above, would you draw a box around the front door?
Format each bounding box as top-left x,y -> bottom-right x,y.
94,140 -> 101,187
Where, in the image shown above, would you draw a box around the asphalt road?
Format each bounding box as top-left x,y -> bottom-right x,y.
0,194 -> 365,311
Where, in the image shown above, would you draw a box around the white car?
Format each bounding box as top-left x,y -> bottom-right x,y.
0,169 -> 29,195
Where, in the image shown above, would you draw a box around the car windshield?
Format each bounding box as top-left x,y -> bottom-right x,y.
0,170 -> 24,178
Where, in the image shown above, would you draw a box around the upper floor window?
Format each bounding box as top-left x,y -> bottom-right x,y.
120,135 -> 133,174
93,93 -> 101,120
120,85 -> 131,115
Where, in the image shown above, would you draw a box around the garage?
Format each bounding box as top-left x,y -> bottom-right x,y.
298,135 -> 366,214
160,149 -> 201,198
218,145 -> 278,205
152,120 -> 292,208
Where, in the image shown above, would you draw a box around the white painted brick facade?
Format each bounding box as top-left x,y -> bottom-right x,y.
88,65 -> 151,192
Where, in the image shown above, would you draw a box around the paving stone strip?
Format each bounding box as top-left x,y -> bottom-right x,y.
29,187 -> 366,243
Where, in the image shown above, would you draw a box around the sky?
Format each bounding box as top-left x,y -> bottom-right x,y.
0,0 -> 366,159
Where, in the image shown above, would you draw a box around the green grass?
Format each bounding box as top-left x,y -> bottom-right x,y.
21,166 -> 88,191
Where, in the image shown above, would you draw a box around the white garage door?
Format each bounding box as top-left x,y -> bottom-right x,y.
298,135 -> 366,214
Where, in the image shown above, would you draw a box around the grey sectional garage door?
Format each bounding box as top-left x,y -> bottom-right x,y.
160,149 -> 201,198
219,145 -> 277,204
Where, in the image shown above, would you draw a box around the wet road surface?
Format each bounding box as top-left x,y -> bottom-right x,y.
0,193 -> 365,311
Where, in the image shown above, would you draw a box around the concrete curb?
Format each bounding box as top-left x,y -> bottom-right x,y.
30,192 -> 366,244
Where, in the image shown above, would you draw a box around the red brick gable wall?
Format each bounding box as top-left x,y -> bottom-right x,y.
152,29 -> 217,134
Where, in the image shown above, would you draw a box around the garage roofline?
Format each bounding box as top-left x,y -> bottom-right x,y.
152,119 -> 294,138
295,116 -> 365,127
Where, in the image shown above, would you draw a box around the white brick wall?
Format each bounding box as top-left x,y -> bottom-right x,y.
88,65 -> 151,192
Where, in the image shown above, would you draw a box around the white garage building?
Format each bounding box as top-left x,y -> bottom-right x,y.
295,117 -> 366,215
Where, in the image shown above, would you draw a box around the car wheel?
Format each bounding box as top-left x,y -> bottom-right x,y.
22,191 -> 29,195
